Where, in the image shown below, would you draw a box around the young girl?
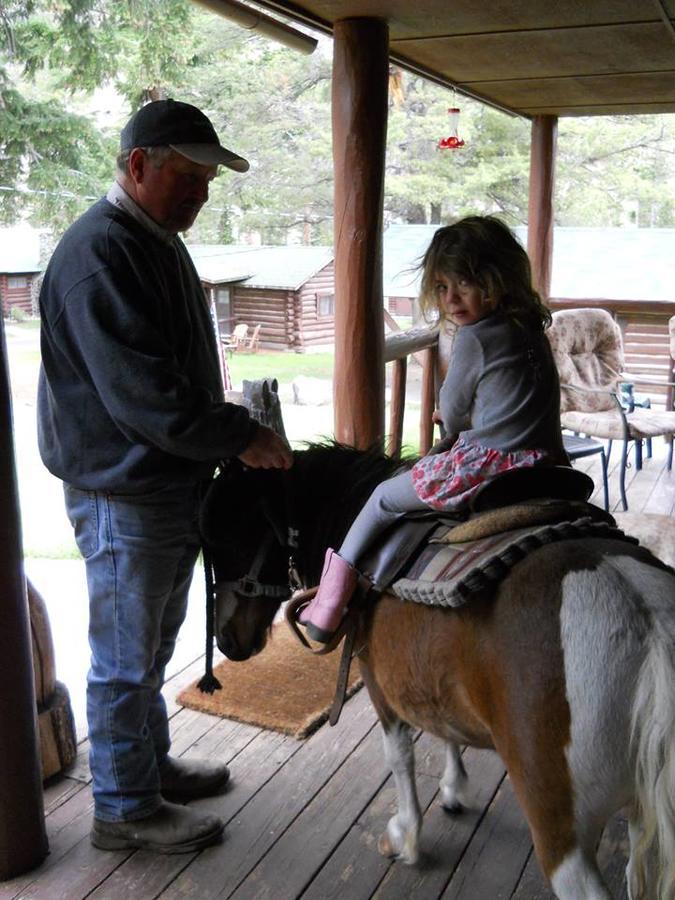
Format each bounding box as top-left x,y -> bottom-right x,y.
299,215 -> 567,643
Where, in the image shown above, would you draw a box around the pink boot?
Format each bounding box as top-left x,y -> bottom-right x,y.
299,548 -> 359,643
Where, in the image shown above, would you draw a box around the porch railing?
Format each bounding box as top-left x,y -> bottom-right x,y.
384,326 -> 439,458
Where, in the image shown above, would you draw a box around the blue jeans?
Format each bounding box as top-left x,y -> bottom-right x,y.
64,482 -> 203,822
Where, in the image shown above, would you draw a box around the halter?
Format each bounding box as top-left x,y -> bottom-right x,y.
286,522 -> 304,592
279,467 -> 304,593
218,532 -> 290,599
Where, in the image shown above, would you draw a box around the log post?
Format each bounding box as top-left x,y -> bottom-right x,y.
387,356 -> 407,458
332,18 -> 389,448
527,114 -> 558,300
419,346 -> 437,455
0,317 -> 48,879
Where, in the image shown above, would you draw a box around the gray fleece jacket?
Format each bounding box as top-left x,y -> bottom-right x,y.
439,313 -> 565,460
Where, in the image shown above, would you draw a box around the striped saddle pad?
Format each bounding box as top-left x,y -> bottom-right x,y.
391,517 -> 637,608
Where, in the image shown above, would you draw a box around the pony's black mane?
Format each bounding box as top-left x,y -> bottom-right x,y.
289,440 -> 412,583
294,439 -> 409,493
200,440 -> 414,587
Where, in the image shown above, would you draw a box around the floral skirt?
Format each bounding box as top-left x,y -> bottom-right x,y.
411,437 -> 547,511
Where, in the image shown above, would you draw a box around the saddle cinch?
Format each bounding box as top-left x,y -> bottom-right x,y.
357,465 -> 623,605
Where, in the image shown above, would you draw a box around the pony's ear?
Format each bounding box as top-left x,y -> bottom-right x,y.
261,378 -> 279,407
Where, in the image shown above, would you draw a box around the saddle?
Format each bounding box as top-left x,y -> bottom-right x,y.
359,465 -> 611,590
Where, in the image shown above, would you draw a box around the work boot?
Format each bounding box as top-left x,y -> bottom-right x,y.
299,548 -> 358,643
91,801 -> 224,854
159,755 -> 231,802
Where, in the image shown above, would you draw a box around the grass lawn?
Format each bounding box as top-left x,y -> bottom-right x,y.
7,316 -> 40,330
227,350 -> 334,384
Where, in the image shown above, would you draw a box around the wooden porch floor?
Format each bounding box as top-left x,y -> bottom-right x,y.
3,440 -> 673,900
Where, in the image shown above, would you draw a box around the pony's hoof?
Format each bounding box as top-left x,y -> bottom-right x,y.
378,828 -> 419,865
442,800 -> 465,815
378,832 -> 396,857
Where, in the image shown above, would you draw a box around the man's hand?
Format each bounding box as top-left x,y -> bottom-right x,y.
238,424 -> 293,469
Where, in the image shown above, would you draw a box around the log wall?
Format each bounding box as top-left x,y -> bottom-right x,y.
232,286 -> 292,350
230,261 -> 336,352
294,261 -> 336,350
387,296 -> 414,316
0,273 -> 36,317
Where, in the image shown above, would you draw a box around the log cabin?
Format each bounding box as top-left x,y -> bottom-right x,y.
187,243 -> 335,350
0,227 -> 41,318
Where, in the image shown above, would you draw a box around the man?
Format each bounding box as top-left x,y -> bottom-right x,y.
37,99 -> 292,854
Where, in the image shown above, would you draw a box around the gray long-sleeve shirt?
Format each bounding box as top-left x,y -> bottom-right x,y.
37,193 -> 256,493
439,313 -> 565,459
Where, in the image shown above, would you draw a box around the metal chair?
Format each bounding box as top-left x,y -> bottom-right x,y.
562,433 -> 609,511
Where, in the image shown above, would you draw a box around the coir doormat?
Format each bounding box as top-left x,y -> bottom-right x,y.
176,622 -> 362,739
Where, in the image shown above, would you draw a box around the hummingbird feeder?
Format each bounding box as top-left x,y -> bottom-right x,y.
439,107 -> 465,150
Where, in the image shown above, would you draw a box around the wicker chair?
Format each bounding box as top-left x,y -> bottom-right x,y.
547,308 -> 674,510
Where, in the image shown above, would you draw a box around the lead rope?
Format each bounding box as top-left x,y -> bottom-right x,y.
197,542 -> 222,694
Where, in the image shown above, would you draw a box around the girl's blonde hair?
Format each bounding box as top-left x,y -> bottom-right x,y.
418,215 -> 552,331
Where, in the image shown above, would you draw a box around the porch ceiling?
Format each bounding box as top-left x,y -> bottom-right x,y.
255,0 -> 675,117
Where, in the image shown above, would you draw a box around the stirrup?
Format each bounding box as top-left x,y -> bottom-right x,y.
285,587 -> 351,655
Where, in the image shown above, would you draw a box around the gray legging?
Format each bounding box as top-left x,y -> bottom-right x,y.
339,469 -> 430,566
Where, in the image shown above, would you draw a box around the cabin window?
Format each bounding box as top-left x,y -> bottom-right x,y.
8,276 -> 28,289
215,285 -> 233,332
316,292 -> 334,317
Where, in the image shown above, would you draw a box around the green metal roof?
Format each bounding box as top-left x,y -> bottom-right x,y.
383,224 -> 675,302
186,243 -> 333,291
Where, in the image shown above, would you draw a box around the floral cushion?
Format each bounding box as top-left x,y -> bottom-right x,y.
626,408 -> 675,440
560,410 -> 625,440
561,408 -> 675,441
547,309 -> 623,413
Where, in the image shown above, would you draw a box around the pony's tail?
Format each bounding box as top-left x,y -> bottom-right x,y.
629,620 -> 675,900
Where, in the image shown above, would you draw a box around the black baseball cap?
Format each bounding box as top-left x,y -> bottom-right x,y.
120,99 -> 249,172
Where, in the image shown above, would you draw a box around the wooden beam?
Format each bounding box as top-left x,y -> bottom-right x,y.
0,317 -> 48,878
384,325 -> 438,363
190,0 -> 318,54
527,114 -> 557,300
332,17 -> 389,449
